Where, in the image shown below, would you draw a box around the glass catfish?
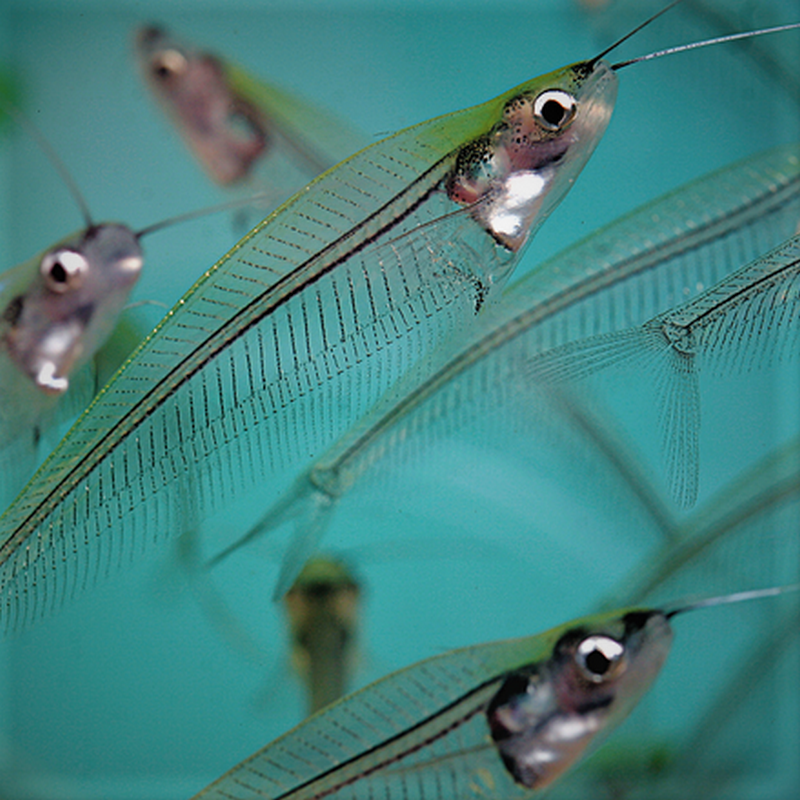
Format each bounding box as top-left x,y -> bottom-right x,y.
614,432 -> 800,608
135,25 -> 367,205
0,100 -> 259,509
203,143 -> 800,595
0,18 -> 621,630
0,105 -> 147,505
187,584 -> 798,800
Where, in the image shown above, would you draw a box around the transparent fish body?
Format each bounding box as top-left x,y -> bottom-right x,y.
135,25 -> 368,210
610,433 -> 800,609
528,224 -> 800,506
206,143 -> 800,593
189,604 -> 673,799
0,56 -> 617,630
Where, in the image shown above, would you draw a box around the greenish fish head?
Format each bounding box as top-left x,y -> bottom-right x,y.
446,59 -> 617,253
1,223 -> 143,394
487,607 -> 671,791
135,25 -> 268,185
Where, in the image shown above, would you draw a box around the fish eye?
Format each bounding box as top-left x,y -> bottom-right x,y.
40,249 -> 88,293
533,89 -> 576,131
151,49 -> 187,82
575,635 -> 626,683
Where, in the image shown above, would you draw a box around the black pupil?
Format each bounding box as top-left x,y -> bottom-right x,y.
585,648 -> 612,675
541,99 -> 566,127
50,261 -> 68,284
154,62 -> 172,80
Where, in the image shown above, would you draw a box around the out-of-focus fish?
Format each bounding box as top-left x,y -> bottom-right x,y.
283,556 -> 361,715
135,25 -> 367,205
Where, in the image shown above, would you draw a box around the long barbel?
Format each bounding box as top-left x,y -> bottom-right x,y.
0,41 -> 619,630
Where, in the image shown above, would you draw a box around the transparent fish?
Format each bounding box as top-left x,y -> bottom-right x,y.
0,103 -> 253,508
611,433 -> 800,607
528,227 -> 800,507
0,33 -> 618,631
204,143 -> 800,594
135,25 -> 368,212
546,436 -> 800,798
0,226 -> 144,398
188,584 -> 797,800
0,214 -> 144,504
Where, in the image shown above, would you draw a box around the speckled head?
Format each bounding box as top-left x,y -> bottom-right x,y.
445,58 -> 617,253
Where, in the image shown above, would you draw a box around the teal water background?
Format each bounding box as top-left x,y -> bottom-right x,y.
0,0 -> 799,798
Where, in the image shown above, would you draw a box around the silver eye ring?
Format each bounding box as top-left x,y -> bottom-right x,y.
40,249 -> 88,293
575,634 -> 626,683
533,89 -> 577,131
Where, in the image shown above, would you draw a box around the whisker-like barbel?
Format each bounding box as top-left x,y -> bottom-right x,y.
611,22 -> 800,71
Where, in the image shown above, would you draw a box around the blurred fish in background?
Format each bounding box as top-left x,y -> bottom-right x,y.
282,556 -> 361,715
135,25 -> 369,228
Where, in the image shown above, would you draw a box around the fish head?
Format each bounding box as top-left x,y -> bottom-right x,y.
446,59 -> 617,253
1,223 -> 143,394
